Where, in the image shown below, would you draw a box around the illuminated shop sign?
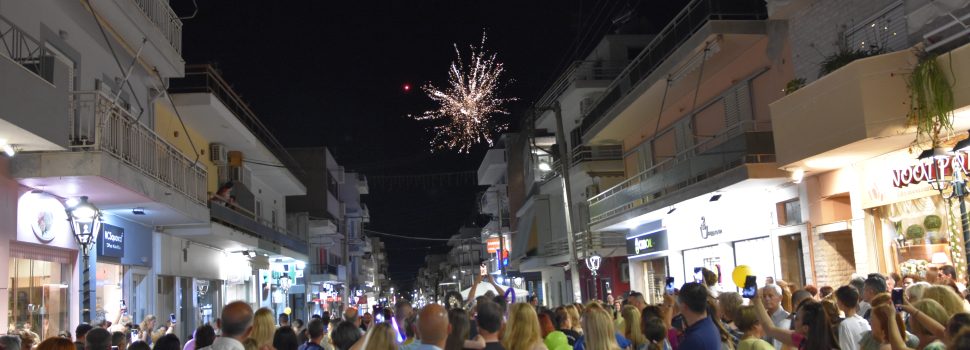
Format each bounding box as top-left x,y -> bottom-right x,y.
892,153 -> 970,188
626,230 -> 668,256
98,224 -> 125,258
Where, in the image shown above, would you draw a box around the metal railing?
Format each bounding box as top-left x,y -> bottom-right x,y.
0,14 -> 53,83
544,231 -> 626,257
169,65 -> 306,177
69,91 -> 207,205
579,0 -> 767,136
588,120 -> 775,224
535,60 -> 627,109
541,144 -> 623,182
210,193 -> 296,238
132,0 -> 182,54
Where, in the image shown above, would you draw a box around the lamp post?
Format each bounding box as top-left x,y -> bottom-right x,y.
66,196 -> 101,323
923,145 -> 970,278
585,253 -> 602,301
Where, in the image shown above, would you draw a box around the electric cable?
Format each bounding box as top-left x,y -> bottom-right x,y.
85,0 -> 146,121
363,229 -> 480,242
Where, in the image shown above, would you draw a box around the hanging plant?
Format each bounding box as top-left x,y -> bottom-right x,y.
908,50 -> 955,148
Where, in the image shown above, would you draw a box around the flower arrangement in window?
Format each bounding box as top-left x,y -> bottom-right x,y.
900,259 -> 930,278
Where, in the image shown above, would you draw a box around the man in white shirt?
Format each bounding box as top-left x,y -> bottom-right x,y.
199,301 -> 254,350
836,286 -> 870,350
761,284 -> 790,350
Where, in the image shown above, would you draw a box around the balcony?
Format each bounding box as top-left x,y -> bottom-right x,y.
0,15 -> 70,152
12,90 -> 209,225
361,203 -> 371,224
580,0 -> 767,141
170,65 -> 306,196
210,202 -> 307,255
587,121 -> 778,228
87,0 -> 183,77
535,60 -> 628,110
772,44 -> 970,172
477,148 -> 507,186
544,231 -> 626,258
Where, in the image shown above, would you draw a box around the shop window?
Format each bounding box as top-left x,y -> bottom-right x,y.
733,237 -> 775,286
875,197 -> 955,278
95,262 -> 124,324
8,256 -> 73,339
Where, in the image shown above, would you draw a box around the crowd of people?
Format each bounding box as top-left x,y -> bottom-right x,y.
8,265 -> 970,350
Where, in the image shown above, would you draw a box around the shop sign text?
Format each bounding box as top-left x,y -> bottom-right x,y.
98,224 -> 125,258
626,230 -> 668,256
700,217 -> 722,239
892,153 -> 970,188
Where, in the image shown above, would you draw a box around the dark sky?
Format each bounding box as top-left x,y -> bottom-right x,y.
172,1 -> 688,289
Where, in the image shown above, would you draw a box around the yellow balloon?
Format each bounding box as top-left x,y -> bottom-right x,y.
732,265 -> 752,287
284,307 -> 292,315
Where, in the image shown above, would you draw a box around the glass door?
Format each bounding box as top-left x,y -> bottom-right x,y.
125,267 -> 152,324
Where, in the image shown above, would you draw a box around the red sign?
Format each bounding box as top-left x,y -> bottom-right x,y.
892,152 -> 970,188
486,237 -> 510,253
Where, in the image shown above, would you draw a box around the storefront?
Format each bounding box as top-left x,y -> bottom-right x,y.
6,190 -> 79,338
851,147 -> 970,280
625,183 -> 806,297
626,221 -> 669,304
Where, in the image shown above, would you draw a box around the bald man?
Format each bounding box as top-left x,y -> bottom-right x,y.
415,304 -> 450,350
201,301 -> 254,350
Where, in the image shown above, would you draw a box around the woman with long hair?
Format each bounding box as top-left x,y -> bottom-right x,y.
445,308 -> 470,350
753,291 -> 838,350
881,299 -> 950,350
563,305 -> 584,336
502,303 -> 548,350
581,307 -> 621,350
360,323 -> 398,350
921,285 -> 968,317
140,315 -> 157,345
247,308 -> 277,348
620,306 -> 647,350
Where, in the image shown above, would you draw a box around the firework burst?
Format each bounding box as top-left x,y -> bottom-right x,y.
412,34 -> 515,153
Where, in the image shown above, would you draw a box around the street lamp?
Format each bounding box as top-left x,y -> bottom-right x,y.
922,141 -> 970,279
586,253 -> 602,301
66,196 -> 101,323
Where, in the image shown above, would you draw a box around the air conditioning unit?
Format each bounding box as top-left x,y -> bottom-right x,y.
210,143 -> 228,165
218,165 -> 250,186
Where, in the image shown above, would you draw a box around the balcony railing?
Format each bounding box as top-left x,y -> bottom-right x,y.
544,231 -> 626,257
0,14 -> 53,83
579,0 -> 767,136
588,120 -> 775,224
132,0 -> 183,54
210,201 -> 307,254
69,91 -> 207,205
169,65 -> 305,176
535,60 -> 627,109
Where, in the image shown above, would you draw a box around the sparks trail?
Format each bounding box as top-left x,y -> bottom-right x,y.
410,33 -> 516,153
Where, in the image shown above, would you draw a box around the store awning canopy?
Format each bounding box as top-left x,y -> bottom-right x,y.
461,282 -> 530,303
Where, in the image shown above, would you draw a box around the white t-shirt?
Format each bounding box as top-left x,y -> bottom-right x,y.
838,314 -> 871,350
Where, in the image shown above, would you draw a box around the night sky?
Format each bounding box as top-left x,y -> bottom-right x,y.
171,1 -> 688,289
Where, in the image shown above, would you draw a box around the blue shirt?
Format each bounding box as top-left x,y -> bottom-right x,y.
678,316 -> 721,350
573,333 -> 632,350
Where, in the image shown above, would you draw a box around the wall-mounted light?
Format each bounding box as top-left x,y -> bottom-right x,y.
791,168 -> 805,184
538,161 -> 552,172
667,207 -> 677,214
132,207 -> 146,215
0,139 -> 15,157
709,194 -> 722,202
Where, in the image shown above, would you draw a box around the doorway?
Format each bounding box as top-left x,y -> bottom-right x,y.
778,234 -> 806,287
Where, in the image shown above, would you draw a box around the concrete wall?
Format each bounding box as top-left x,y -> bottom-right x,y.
0,53 -> 70,149
155,102 -> 217,194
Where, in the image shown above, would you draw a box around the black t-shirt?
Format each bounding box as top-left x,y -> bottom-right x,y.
560,329 -> 580,346
467,319 -> 479,340
483,342 -> 505,350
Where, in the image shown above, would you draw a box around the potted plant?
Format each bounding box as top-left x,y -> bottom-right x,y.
924,215 -> 944,243
908,50 -> 955,148
906,224 -> 926,245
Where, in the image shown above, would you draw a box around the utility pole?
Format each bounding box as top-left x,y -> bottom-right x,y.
539,101 -> 583,303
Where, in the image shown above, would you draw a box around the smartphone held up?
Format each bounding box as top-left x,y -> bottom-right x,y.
742,275 -> 758,299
